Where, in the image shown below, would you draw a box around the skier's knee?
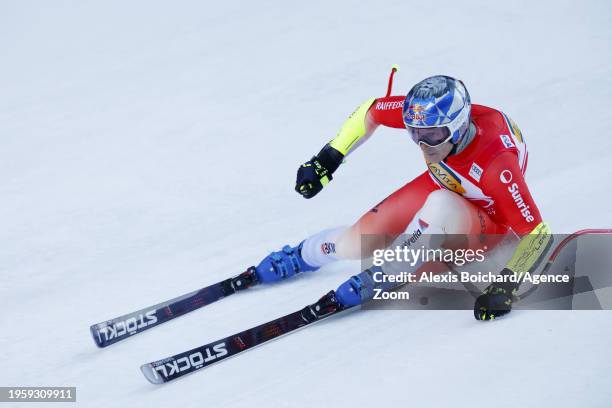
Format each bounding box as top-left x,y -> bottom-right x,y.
418,189 -> 473,234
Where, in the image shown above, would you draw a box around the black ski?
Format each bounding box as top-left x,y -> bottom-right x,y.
90,268 -> 259,348
140,290 -> 349,384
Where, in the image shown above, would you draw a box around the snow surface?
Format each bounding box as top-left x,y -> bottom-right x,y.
1,0 -> 611,407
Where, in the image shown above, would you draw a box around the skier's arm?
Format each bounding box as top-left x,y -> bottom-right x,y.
329,95 -> 406,156
484,152 -> 553,273
296,95 -> 405,198
475,152 -> 553,320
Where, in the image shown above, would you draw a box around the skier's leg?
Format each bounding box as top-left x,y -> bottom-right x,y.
335,172 -> 439,259
335,189 -> 509,306
254,172 -> 437,283
254,227 -> 344,283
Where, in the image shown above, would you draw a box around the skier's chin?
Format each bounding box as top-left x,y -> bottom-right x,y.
421,143 -> 453,163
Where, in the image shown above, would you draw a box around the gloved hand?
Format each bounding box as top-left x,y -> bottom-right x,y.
295,157 -> 331,199
474,269 -> 520,321
295,145 -> 344,199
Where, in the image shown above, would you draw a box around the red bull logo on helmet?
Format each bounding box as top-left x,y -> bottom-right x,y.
405,103 -> 426,122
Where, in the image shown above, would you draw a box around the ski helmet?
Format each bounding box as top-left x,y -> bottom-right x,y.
402,75 -> 471,147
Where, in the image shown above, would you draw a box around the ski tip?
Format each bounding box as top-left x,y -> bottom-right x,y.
89,324 -> 107,348
141,363 -> 165,385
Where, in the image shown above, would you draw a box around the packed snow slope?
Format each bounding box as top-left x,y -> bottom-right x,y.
1,1 -> 611,407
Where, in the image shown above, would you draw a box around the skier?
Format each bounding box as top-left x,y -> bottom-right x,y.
254,69 -> 552,321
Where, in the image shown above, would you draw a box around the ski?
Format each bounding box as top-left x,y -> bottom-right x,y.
140,290 -> 349,384
90,267 -> 259,348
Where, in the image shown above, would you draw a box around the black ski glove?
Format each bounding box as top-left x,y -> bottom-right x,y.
474,269 -> 520,321
295,145 -> 343,199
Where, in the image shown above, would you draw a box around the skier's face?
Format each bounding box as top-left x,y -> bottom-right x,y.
420,141 -> 453,163
407,126 -> 451,146
407,125 -> 454,162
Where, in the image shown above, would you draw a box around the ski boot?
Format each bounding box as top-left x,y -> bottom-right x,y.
255,241 -> 318,283
336,275 -> 367,307
335,266 -> 390,307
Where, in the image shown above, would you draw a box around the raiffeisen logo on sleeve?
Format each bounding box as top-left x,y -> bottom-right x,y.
375,100 -> 404,110
500,169 -> 535,223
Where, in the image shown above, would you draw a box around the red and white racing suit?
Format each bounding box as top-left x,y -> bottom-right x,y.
300,94 -> 552,278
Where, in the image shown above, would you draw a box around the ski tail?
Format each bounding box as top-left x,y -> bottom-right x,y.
90,268 -> 258,348
140,291 -> 349,384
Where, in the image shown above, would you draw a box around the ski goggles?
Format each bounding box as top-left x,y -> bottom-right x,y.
407,126 -> 452,147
